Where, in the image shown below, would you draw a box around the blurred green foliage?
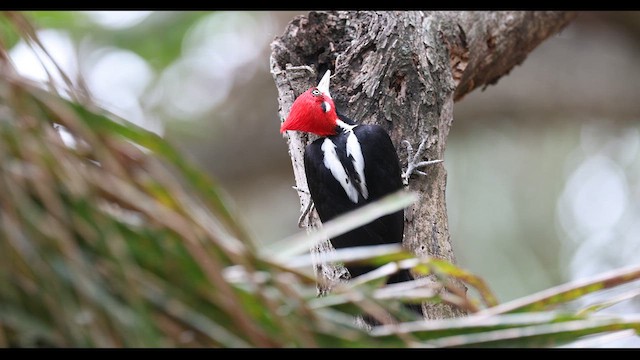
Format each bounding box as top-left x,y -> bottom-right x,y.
16,11 -> 209,71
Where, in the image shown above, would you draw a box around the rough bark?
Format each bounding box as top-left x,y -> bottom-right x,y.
270,11 -> 577,320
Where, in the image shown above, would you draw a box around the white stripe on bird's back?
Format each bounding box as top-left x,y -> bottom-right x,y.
345,130 -> 368,200
321,138 -> 360,203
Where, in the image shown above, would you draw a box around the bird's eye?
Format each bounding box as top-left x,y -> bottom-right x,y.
311,89 -> 321,96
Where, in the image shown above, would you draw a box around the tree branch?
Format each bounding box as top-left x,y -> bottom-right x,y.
445,11 -> 578,101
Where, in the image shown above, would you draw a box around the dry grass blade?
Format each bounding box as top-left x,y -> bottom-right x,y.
421,315 -> 640,348
556,329 -> 638,348
286,243 -> 407,269
475,264 -> 640,316
576,287 -> 640,316
370,311 -> 640,348
415,257 -> 499,309
266,190 -> 418,261
3,12 -> 79,99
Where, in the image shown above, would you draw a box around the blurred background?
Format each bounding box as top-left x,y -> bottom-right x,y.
5,10 -> 640,337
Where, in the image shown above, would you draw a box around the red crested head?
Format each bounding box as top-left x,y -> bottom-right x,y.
280,70 -> 338,137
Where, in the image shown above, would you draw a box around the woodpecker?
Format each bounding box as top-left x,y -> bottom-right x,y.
280,70 -> 424,321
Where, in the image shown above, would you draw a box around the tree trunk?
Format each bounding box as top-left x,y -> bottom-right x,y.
270,10 -> 577,320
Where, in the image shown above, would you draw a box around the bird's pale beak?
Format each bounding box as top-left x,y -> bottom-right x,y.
317,70 -> 331,98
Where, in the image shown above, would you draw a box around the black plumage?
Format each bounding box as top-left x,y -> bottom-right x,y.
303,113 -> 422,320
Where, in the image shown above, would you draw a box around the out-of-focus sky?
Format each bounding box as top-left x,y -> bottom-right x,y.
7,10 -> 640,346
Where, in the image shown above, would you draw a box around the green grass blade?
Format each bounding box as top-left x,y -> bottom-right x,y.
476,264 -> 640,315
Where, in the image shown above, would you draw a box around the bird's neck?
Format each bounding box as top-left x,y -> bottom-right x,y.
336,119 -> 356,133
334,110 -> 357,134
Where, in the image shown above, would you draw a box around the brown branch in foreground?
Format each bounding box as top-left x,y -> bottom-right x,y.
270,11 -> 576,320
